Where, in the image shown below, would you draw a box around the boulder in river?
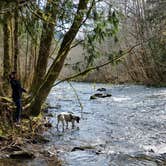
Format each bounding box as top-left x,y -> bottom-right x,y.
71,145 -> 95,152
90,88 -> 112,99
90,92 -> 112,99
48,104 -> 61,109
71,147 -> 85,152
97,88 -> 106,92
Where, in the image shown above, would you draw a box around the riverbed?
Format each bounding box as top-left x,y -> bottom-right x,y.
45,82 -> 166,166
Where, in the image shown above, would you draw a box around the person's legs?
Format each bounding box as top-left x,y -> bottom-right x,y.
14,99 -> 22,123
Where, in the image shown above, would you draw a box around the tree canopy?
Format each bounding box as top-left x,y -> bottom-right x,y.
0,0 -> 120,116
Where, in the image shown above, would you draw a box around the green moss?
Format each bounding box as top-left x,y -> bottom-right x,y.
0,129 -> 3,136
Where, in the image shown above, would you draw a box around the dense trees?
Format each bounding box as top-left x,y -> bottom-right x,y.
74,0 -> 166,85
115,0 -> 166,84
0,0 -> 119,116
0,0 -> 165,117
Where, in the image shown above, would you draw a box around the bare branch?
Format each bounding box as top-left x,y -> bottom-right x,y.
53,41 -> 144,87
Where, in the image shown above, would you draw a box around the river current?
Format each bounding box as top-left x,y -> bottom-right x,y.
45,82 -> 166,166
1,82 -> 166,166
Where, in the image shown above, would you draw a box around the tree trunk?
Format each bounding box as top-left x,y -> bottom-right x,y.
30,1 -> 59,94
23,33 -> 29,87
3,12 -> 11,95
29,0 -> 89,116
13,8 -> 19,73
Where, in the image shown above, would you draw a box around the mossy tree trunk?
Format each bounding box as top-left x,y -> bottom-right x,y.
13,7 -> 19,73
3,12 -> 12,95
30,1 -> 59,95
29,0 -> 89,116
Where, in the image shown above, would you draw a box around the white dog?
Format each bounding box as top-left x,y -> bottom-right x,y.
56,112 -> 80,131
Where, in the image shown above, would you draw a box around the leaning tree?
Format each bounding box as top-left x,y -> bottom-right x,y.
0,0 -> 119,116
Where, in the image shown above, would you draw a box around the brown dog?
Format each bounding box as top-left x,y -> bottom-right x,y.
57,112 -> 80,131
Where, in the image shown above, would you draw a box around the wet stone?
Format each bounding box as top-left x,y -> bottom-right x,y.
9,151 -> 35,159
71,147 -> 85,152
71,146 -> 96,152
90,93 -> 112,99
48,105 -> 61,109
95,150 -> 103,155
97,88 -> 106,91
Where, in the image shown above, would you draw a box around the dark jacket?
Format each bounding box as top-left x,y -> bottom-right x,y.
10,79 -> 26,101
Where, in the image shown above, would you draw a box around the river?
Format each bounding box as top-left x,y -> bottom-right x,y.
1,82 -> 166,166
45,82 -> 166,166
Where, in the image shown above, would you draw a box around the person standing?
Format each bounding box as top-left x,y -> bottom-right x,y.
9,72 -> 26,123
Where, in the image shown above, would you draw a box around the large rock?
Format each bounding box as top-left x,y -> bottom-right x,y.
90,89 -> 112,99
71,145 -> 95,152
9,151 -> 35,159
96,88 -> 106,92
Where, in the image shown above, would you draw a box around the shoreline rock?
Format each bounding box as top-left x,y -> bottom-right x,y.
9,151 -> 35,159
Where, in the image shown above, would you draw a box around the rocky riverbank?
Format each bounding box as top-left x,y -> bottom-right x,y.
0,110 -> 62,166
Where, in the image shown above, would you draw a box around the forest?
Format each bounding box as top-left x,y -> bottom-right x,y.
60,0 -> 166,85
0,0 -> 165,165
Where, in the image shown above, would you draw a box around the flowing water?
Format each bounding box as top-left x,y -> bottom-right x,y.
45,82 -> 166,166
1,82 -> 166,166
